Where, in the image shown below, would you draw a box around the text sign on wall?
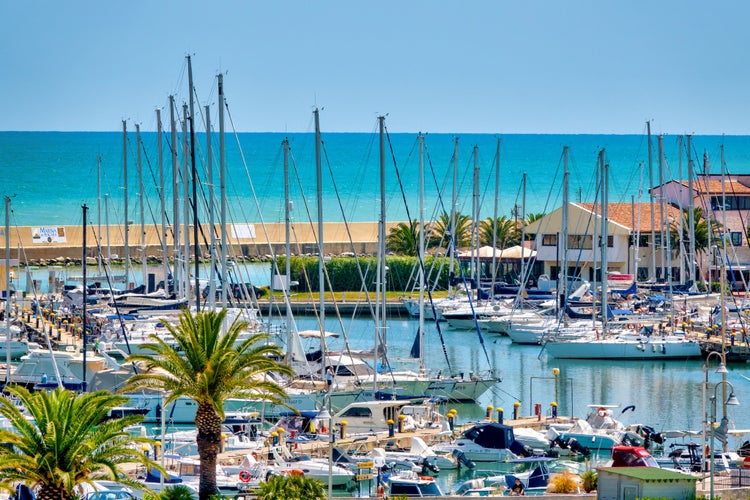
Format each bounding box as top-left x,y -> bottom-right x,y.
31,227 -> 67,244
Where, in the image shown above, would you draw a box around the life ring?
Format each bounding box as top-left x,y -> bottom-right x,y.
743,456 -> 750,469
239,470 -> 252,482
597,407 -> 607,418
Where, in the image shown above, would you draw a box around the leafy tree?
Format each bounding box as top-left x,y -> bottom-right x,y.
387,221 -> 418,256
431,211 -> 472,249
479,216 -> 521,248
122,309 -> 294,500
257,474 -> 326,500
0,386 -> 158,500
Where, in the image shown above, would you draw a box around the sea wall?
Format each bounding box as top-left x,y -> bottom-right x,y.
2,222 -> 399,263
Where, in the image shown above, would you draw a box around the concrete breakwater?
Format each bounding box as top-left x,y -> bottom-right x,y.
3,222 -> 399,264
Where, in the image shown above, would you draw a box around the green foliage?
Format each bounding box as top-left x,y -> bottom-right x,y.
0,386 -> 158,499
277,255 -> 451,292
480,216 -> 521,248
122,308 -> 293,500
580,470 -> 597,493
158,485 -> 197,500
256,474 -> 326,500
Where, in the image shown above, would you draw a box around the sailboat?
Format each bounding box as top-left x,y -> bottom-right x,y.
544,150 -> 702,360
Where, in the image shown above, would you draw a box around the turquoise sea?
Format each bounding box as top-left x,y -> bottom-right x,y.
3,131 -> 750,226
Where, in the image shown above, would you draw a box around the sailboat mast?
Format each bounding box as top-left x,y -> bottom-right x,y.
314,109 -> 328,375
122,120 -> 129,288
376,115 -> 387,388
136,123 -> 146,288
218,74 -> 228,307
472,146 -> 480,293
561,146 -> 569,316
418,133 -> 425,375
187,55 -> 200,311
600,150 -> 609,334
491,139 -> 501,297
647,121 -> 656,281
687,135 -> 696,285
170,96 -> 181,299
97,155 -> 102,274
283,139 -> 293,350
206,105 -> 216,310
105,194 -> 111,261
157,108 -> 169,290
4,196 -> 10,384
82,203 -> 88,392
677,136 -> 685,284
658,135 -> 666,281
449,138 -> 458,298
520,173 -> 527,291
182,104 -> 190,303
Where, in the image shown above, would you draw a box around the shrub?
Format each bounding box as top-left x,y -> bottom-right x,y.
580,470 -> 597,493
547,471 -> 580,494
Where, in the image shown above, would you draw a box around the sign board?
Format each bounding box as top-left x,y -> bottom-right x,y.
231,223 -> 256,239
356,473 -> 373,481
31,227 -> 66,244
357,461 -> 374,469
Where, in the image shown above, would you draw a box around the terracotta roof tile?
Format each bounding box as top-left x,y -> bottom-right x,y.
578,202 -> 683,233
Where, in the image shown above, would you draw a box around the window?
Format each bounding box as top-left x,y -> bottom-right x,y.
542,234 -> 557,246
638,235 -> 649,248
341,407 -> 372,418
731,232 -> 742,247
568,235 -> 592,249
607,235 -> 614,247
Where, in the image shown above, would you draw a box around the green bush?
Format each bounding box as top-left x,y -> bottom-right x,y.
276,255 -> 450,292
257,474 -> 326,500
580,470 -> 597,493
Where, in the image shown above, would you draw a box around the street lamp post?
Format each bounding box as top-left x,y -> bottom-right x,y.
702,351 -> 727,472
709,380 -> 740,500
317,406 -> 333,500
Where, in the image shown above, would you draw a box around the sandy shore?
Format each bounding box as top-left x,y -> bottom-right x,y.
2,222 -> 400,263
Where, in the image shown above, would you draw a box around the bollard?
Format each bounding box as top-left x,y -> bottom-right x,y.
290,429 -> 298,449
731,333 -> 736,346
447,411 -> 455,431
534,402 -> 542,421
271,431 -> 279,446
387,419 -> 395,437
513,401 -> 521,420
398,414 -> 406,433
220,433 -> 226,453
497,408 -> 504,425
551,401 -> 558,419
486,405 -> 494,421
340,420 -> 348,440
277,427 -> 285,446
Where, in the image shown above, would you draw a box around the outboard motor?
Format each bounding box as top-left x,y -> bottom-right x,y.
420,458 -> 440,475
509,439 -> 533,458
567,438 -> 591,457
451,449 -> 475,469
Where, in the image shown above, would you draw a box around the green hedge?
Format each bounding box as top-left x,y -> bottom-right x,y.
275,256 -> 451,293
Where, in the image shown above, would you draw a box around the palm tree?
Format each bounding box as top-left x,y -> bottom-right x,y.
431,211 -> 472,249
387,221 -> 418,255
0,386 -> 158,500
479,216 -> 521,248
669,207 -> 714,256
122,308 -> 294,500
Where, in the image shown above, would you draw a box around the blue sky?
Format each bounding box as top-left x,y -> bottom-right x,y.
2,1 -> 749,134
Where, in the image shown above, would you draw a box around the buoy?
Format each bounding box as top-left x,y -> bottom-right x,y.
239,470 -> 252,482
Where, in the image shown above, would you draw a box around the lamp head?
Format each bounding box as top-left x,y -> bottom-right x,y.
716,363 -> 728,374
726,392 -> 740,406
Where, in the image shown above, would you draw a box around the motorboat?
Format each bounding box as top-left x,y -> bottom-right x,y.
269,445 -> 355,487
387,470 -> 444,497
433,422 -> 531,462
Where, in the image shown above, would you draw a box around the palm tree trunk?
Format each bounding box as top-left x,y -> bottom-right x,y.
37,485 -> 68,500
196,403 -> 222,500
